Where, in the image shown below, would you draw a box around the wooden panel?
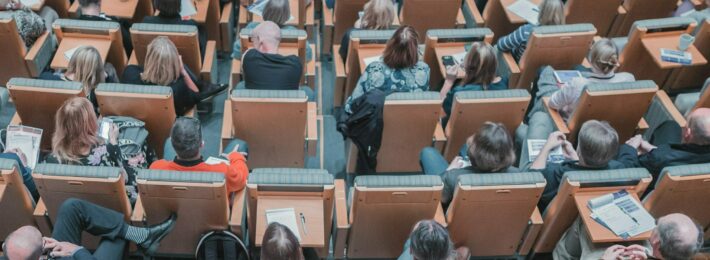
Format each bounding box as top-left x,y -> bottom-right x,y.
50,37 -> 111,70
0,168 -> 36,240
400,0 -> 461,41
130,30 -> 203,74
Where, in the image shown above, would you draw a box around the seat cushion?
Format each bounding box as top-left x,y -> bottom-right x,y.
138,169 -> 225,183
355,175 -> 443,188
34,164 -> 121,178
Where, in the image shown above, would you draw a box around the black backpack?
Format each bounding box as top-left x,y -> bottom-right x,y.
195,230 -> 249,260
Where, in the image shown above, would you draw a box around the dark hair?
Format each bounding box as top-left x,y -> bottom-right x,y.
461,42 -> 498,88
78,0 -> 101,7
658,221 -> 704,260
260,222 -> 304,260
154,0 -> 181,17
409,220 -> 454,260
170,117 -> 202,159
577,120 -> 619,168
467,122 -> 516,172
383,26 -> 420,70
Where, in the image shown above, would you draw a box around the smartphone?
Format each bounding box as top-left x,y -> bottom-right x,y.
99,118 -> 112,140
442,55 -> 456,67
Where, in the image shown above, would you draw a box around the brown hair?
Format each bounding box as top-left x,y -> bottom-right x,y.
360,0 -> 396,30
461,42 -> 498,88
577,120 -> 619,167
263,0 -> 291,26
537,0 -> 565,26
154,0 -> 181,17
142,36 -> 181,86
383,26 -> 420,70
588,38 -> 620,75
467,122 -> 516,172
66,46 -> 105,97
51,97 -> 101,163
260,222 -> 304,260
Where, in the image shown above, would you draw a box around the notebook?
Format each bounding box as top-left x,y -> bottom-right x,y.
265,208 -> 301,241
506,0 -> 540,25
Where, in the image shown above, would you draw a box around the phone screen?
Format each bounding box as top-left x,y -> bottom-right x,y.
442,55 -> 455,67
99,120 -> 111,140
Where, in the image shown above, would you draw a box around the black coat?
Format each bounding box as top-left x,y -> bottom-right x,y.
337,89 -> 387,174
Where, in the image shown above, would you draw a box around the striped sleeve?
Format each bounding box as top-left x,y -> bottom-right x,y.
497,24 -> 532,52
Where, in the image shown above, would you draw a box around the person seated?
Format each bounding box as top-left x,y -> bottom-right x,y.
496,0 -> 565,62
0,0 -> 52,49
142,0 -> 206,55
260,222 -> 304,260
0,149 -> 37,200
40,46 -> 117,114
625,108 -> 710,183
122,36 -> 226,116
232,0 -> 313,61
439,42 -> 508,127
338,0 -> 397,64
555,213 -> 703,260
76,0 -> 133,55
398,220 -> 470,260
150,117 -> 249,196
344,25 -> 430,113
241,21 -> 315,100
420,122 -> 517,205
2,199 -> 176,259
530,120 -> 636,210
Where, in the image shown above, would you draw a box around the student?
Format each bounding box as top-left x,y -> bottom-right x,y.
338,0 -> 397,64
344,25 -> 430,113
260,222 -> 304,260
76,0 -> 133,55
142,0 -> 206,55
398,220 -> 470,260
0,0 -> 51,49
496,0 -> 565,62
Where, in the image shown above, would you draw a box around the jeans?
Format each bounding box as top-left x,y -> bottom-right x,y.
52,199 -> 127,260
517,111 -> 555,169
419,145 -> 468,176
0,153 -> 38,201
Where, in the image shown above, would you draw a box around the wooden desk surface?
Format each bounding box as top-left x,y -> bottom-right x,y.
69,0 -> 139,19
51,37 -> 112,70
255,197 -> 325,248
574,191 -> 652,243
435,45 -> 467,79
502,0 -> 543,24
357,46 -> 386,74
641,35 -> 708,69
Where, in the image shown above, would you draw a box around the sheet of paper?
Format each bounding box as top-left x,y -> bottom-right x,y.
180,0 -> 198,17
553,70 -> 583,84
64,46 -> 82,61
204,156 -> 230,165
20,0 -> 41,7
6,125 -> 43,169
363,55 -> 381,67
527,139 -> 564,163
452,51 -> 467,65
592,203 -> 638,236
265,208 -> 301,241
506,0 -> 540,25
614,194 -> 656,237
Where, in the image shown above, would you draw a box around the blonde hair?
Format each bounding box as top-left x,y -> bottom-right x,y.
51,97 -> 101,163
537,0 -> 565,26
66,46 -> 104,97
588,38 -> 620,75
142,36 -> 181,86
263,0 -> 290,26
360,0 -> 395,30
461,42 -> 498,88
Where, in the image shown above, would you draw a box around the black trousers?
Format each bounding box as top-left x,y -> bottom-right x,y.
650,120 -> 682,146
52,199 -> 127,260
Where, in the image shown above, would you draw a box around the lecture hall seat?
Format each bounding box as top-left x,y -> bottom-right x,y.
0,12 -> 55,87
674,78 -> 710,116
321,0 -> 368,56
607,0 -> 680,37
564,0 -> 620,36
52,19 -> 128,76
337,29 -> 396,107
666,18 -> 710,91
0,158 -> 36,241
399,0 -> 468,42
422,28 -> 495,88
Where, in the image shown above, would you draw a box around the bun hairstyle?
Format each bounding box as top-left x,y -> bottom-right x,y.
589,39 -> 620,75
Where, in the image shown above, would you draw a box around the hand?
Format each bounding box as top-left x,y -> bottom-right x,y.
445,65 -> 459,81
544,131 -> 566,151
562,141 -> 578,160
42,237 -> 58,252
623,245 -> 648,260
625,135 -> 643,149
49,241 -> 82,258
354,18 -> 362,29
638,140 -> 656,155
446,156 -> 466,171
601,245 -> 626,260
5,148 -> 27,166
109,124 -> 119,145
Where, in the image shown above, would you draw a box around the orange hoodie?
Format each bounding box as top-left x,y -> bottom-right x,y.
149,152 -> 249,193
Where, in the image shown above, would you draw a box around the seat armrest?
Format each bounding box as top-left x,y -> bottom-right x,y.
33,199 -> 52,236
518,207 -> 543,255
463,0 -> 484,27
24,32 -> 54,77
128,50 -> 138,66
334,45 -> 346,106
455,9 -> 466,28
219,2 -> 234,52
68,1 -> 79,17
333,179 -> 350,259
306,45 -> 317,89
542,97 -> 570,134
497,51 -> 521,88
433,121 -> 447,152
231,59 -> 241,88
130,197 -> 146,226
655,91 -> 687,127
10,112 -> 22,126
643,91 -> 688,140
238,4 -> 249,27
637,118 -> 649,134
200,40 -> 218,84
306,102 -> 318,156
229,188 -> 247,239
222,99 -> 234,140
434,203 -> 447,228
322,0 -> 333,27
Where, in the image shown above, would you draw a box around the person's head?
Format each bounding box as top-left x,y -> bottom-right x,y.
262,0 -> 291,26
170,117 -> 203,160
537,0 -> 565,26
461,42 -> 498,88
359,0 -> 396,30
383,26 -> 420,70
576,120 -> 619,167
466,122 -> 515,172
66,46 -> 105,96
682,108 -> 710,145
78,0 -> 101,9
588,39 -> 620,75
260,222 -> 304,260
52,97 -> 100,163
649,213 -> 703,260
142,36 -> 181,86
154,0 -> 181,17
408,220 -> 455,260
251,21 -> 282,54
2,226 -> 43,260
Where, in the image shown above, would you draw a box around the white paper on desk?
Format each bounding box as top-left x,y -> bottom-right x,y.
6,125 -> 43,169
614,193 -> 655,237
20,0 -> 41,7
363,55 -> 381,67
452,51 -> 467,65
527,139 -> 565,163
180,0 -> 198,17
591,203 -> 638,236
204,156 -> 229,165
265,208 -> 301,241
506,0 -> 540,25
248,0 -> 295,22
64,46 -> 83,61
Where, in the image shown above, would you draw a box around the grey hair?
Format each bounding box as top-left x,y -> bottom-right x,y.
657,221 -> 704,260
688,111 -> 710,145
409,220 -> 456,260
170,117 -> 202,159
577,120 -> 619,167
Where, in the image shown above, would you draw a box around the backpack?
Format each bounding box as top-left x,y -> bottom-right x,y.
195,230 -> 250,260
103,116 -> 156,169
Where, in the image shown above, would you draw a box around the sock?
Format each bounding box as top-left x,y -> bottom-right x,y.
123,225 -> 149,245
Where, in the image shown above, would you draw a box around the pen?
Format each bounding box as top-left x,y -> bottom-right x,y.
300,213 -> 308,235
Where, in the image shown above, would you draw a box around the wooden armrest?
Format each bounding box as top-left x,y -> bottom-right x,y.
654,90 -> 688,128
229,188 -> 247,239
434,203 -> 447,228
219,2 -> 234,52
542,97 -> 570,134
333,179 -> 350,259
68,1 -> 79,17
456,9 -> 466,27
222,99 -> 233,138
433,121 -> 447,152
33,199 -> 52,236
464,0 -> 485,27
130,197 -> 146,226
231,59 -> 242,88
518,207 -> 543,255
127,50 -> 138,66
10,113 -> 21,126
200,40 -> 217,83
334,47 -> 346,106
322,0 -> 333,26
306,44 -> 317,89
501,52 -> 521,88
24,32 -> 51,77
637,118 -> 649,131
238,5 -> 249,26
306,102 -> 318,157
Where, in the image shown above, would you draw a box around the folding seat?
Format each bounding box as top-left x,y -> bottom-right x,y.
338,29 -> 396,106
641,89 -> 688,141
231,168 -> 337,257
238,0 -> 315,35
442,89 -> 530,161
482,0 -> 540,43
220,89 -> 318,168
345,92 -> 444,174
321,0 -> 368,56
608,0 -> 680,37
95,83 -> 182,158
542,80 -> 658,144
129,23 -> 218,83
530,168 -> 652,255
643,163 -> 710,239
131,169 -> 228,255
673,78 -> 710,116
422,28 -> 494,88
0,12 -> 56,87
0,159 -> 36,241
219,2 -> 235,52
665,18 -> 710,91
446,172 -> 546,257
52,19 -> 128,75
6,78 -> 84,149
498,23 -> 596,89
333,175 -> 444,259
564,0 -> 620,36
399,0 -> 470,42
43,0 -> 71,18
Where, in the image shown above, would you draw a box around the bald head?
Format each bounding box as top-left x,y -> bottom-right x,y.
684,108 -> 710,145
3,226 -> 43,260
652,213 -> 703,260
251,21 -> 281,54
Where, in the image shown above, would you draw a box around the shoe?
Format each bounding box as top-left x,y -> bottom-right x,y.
139,213 -> 177,256
199,83 -> 228,101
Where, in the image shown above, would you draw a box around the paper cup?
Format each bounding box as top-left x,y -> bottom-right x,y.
679,33 -> 695,51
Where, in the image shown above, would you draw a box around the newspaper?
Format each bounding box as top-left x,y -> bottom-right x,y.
588,190 -> 656,238
5,125 -> 43,169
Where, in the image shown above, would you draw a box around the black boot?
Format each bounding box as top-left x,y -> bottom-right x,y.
139,213 -> 177,256
199,83 -> 229,101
